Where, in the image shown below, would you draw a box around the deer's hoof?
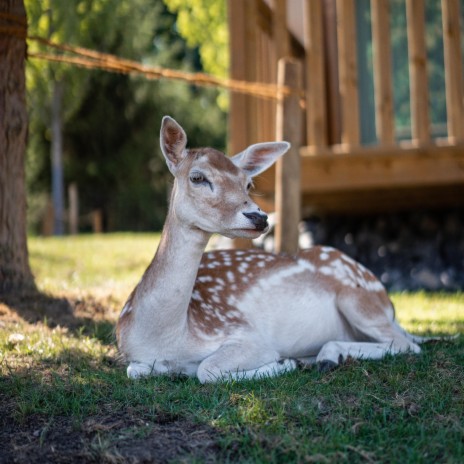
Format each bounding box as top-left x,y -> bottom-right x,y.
317,360 -> 338,373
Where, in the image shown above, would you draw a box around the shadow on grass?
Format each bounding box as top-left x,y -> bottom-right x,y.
0,344 -> 223,464
0,289 -> 115,345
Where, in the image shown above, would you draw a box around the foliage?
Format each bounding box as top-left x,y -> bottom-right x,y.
162,0 -> 229,110
25,0 -> 227,233
163,0 -> 228,78
1,234 -> 463,462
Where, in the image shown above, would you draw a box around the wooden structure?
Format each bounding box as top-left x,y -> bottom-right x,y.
228,0 -> 464,217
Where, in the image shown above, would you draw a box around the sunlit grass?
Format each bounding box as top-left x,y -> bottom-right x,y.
392,292 -> 464,335
28,233 -> 160,297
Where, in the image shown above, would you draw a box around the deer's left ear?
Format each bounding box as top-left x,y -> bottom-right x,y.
230,142 -> 290,177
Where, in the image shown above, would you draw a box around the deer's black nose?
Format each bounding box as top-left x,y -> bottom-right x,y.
243,211 -> 268,231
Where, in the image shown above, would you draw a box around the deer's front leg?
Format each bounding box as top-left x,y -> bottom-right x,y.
196,343 -> 297,383
127,360 -> 171,379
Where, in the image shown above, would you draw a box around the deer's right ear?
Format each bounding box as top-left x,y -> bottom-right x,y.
160,116 -> 188,175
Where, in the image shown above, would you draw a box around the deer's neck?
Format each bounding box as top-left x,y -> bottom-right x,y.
132,209 -> 210,334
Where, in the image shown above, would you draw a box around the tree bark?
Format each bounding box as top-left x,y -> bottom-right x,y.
0,0 -> 35,292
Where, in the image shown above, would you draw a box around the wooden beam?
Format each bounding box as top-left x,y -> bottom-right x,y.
322,0 -> 341,145
273,0 -> 289,59
300,144 -> 464,192
275,58 -> 303,254
371,0 -> 395,144
406,0 -> 430,144
336,0 -> 360,146
244,0 -> 260,144
256,144 -> 464,195
304,0 -> 328,148
227,0 -> 248,154
442,0 -> 464,142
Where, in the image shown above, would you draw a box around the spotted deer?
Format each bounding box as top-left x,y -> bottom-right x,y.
116,116 -> 436,382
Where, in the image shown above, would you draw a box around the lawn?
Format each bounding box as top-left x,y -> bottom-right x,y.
1,234 -> 463,463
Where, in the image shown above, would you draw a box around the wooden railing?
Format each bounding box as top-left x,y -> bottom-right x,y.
228,0 -> 464,219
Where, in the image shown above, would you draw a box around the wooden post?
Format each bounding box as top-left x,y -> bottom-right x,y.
275,58 -> 302,255
304,0 -> 328,148
68,182 -> 78,235
227,0 -> 248,154
336,0 -> 360,147
406,0 -> 430,145
371,0 -> 395,144
244,0 -> 259,143
91,210 -> 103,233
441,0 -> 464,143
273,0 -> 290,59
41,197 -> 54,236
323,0 -> 342,145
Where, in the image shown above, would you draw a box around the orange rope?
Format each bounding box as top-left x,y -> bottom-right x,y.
0,25 -> 305,101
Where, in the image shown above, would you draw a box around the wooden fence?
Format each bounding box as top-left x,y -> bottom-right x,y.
228,0 -> 464,225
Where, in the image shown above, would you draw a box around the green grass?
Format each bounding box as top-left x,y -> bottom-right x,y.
28,233 -> 161,295
1,234 -> 463,463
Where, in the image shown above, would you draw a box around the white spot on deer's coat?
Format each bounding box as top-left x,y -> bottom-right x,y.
238,262 -> 249,273
297,258 -> 316,273
320,252 -> 329,261
361,279 -> 384,292
321,246 -> 334,253
320,266 -> 334,276
257,264 -> 305,291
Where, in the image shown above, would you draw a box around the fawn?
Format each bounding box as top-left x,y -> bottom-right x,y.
117,116 -> 435,382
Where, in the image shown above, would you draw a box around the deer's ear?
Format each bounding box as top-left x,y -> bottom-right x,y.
231,142 -> 290,177
160,116 -> 188,174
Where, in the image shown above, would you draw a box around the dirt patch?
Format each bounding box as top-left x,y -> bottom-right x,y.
0,405 -> 222,463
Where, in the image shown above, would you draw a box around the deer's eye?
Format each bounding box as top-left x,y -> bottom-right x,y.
190,172 -> 205,184
246,182 -> 253,191
189,171 -> 213,190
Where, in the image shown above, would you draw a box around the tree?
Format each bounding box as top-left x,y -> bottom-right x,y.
0,0 -> 35,292
163,0 -> 228,109
163,0 -> 228,78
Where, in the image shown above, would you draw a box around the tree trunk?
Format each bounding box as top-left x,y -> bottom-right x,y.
0,0 -> 35,292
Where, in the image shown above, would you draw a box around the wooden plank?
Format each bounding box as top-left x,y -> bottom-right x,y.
370,0 -> 395,144
227,0 -> 248,154
323,0 -> 341,145
304,0 -> 328,147
244,0 -> 260,144
300,144 -> 464,192
441,0 -> 464,142
257,144 -> 464,195
275,58 -> 303,254
273,0 -> 289,59
406,0 -> 430,144
228,0 -> 255,249
336,0 -> 360,146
